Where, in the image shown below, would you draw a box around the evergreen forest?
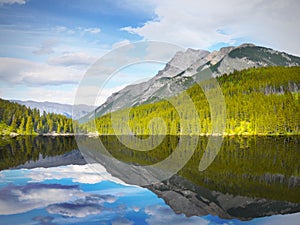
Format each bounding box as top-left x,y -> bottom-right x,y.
93,66 -> 300,135
0,98 -> 73,135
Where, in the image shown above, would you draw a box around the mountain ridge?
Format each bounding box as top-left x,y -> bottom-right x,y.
93,43 -> 300,119
12,99 -> 94,120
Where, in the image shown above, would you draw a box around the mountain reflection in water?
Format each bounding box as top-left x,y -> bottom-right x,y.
0,135 -> 299,222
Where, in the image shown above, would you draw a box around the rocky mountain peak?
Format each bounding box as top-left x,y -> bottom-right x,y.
155,48 -> 209,79
205,46 -> 235,65
89,43 -> 300,119
170,48 -> 209,68
238,43 -> 256,48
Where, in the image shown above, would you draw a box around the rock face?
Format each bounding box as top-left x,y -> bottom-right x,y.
156,48 -> 210,78
146,175 -> 300,221
93,43 -> 300,118
94,48 -> 209,116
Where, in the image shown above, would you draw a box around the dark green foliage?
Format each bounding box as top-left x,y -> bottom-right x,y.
94,66 -> 300,135
228,46 -> 300,66
181,136 -> 300,203
0,99 -> 73,135
0,136 -> 77,170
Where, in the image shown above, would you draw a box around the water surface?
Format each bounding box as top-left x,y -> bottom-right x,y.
0,135 -> 299,224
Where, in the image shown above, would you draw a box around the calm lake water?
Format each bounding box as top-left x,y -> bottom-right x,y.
0,135 -> 299,225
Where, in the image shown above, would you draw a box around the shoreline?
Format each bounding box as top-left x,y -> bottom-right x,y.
1,132 -> 300,137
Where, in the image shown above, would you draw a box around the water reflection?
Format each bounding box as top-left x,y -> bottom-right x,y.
147,174 -> 300,221
0,136 -> 79,170
79,135 -> 300,219
0,135 -> 299,223
83,135 -> 300,201
1,164 -> 190,225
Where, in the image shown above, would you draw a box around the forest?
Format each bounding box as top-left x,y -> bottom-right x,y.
0,98 -> 73,135
93,66 -> 300,135
1,66 -> 299,136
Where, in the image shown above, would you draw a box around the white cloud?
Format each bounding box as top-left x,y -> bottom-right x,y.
0,181 -> 118,218
33,39 -> 58,55
32,216 -> 55,225
122,0 -> 300,56
25,86 -> 77,105
76,59 -> 165,106
132,206 -> 140,212
47,202 -> 103,218
0,0 -> 26,5
112,39 -> 131,49
52,26 -> 76,35
145,205 -> 209,225
112,217 -> 134,225
0,57 -> 83,86
0,164 -> 147,218
46,193 -> 118,218
0,183 -> 82,215
96,84 -> 128,105
25,164 -> 126,185
144,41 -> 183,62
47,52 -> 97,67
53,26 -> 67,33
84,27 -> 101,34
0,56 -> 148,105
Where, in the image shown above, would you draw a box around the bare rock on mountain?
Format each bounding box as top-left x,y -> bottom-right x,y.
90,43 -> 300,119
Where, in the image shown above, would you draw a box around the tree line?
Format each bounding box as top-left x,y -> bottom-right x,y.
0,99 -> 73,135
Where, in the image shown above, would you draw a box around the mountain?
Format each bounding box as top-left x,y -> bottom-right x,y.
94,66 -> 300,135
94,43 -> 300,118
12,100 -> 94,120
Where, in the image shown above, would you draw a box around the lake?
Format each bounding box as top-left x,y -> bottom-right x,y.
0,135 -> 299,225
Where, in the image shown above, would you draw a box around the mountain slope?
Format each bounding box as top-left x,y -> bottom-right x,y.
94,48 -> 209,116
93,66 -> 300,135
94,43 -> 300,118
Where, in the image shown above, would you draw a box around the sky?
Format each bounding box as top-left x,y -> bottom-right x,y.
0,0 -> 300,105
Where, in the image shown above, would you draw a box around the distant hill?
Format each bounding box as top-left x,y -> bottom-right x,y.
12,100 -> 94,120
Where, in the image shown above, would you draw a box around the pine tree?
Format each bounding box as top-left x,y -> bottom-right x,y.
10,115 -> 17,132
18,117 -> 26,134
25,116 -> 34,134
37,120 -> 43,134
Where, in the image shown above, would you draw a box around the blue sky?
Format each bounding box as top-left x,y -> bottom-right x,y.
0,0 -> 300,104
